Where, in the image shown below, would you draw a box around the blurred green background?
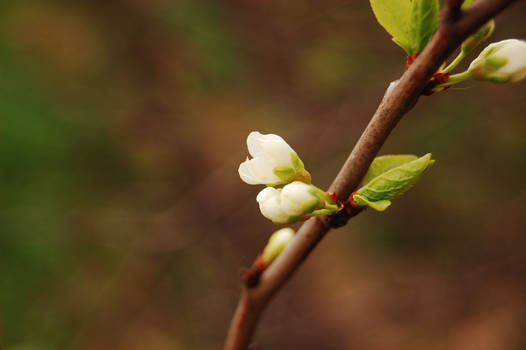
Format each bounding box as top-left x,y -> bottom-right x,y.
1,0 -> 526,349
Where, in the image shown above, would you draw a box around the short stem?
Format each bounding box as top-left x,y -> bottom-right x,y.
309,205 -> 340,217
324,203 -> 340,213
442,50 -> 467,73
313,186 -> 336,206
437,70 -> 472,88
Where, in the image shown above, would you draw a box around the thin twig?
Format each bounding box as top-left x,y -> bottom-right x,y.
224,0 -> 517,349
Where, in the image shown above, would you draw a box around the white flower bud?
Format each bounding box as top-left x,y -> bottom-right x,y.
256,181 -> 323,224
262,227 -> 295,264
280,181 -> 321,215
256,187 -> 291,224
468,39 -> 526,83
238,132 -> 311,186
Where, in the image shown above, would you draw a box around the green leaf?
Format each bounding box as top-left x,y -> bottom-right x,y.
409,0 -> 439,54
362,154 -> 418,185
370,0 -> 413,53
353,194 -> 391,211
355,153 -> 435,210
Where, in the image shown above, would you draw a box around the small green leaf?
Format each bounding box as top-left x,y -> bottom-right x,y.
409,0 -> 439,54
370,0 -> 413,53
355,153 -> 435,211
362,154 -> 418,185
353,194 -> 391,211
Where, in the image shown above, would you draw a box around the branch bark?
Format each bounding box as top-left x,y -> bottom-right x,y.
224,0 -> 517,349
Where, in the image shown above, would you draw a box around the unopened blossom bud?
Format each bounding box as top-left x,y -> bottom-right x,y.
239,132 -> 311,186
256,187 -> 291,224
262,227 -> 295,264
468,39 -> 526,83
256,181 -> 332,224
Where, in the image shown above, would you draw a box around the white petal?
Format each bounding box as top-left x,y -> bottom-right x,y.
498,40 -> 526,81
260,198 -> 289,224
280,196 -> 305,215
247,131 -> 287,158
256,187 -> 280,203
281,181 -> 318,214
261,140 -> 294,167
247,131 -> 265,157
238,158 -> 260,184
257,188 -> 289,223
248,157 -> 281,184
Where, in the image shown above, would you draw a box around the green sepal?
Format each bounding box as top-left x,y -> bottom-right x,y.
290,152 -> 311,184
273,165 -> 296,185
281,214 -> 301,225
308,203 -> 340,217
409,0 -> 439,54
356,153 -> 435,209
290,152 -> 302,171
353,194 -> 391,211
362,154 -> 418,185
302,192 -> 323,214
269,152 -> 311,186
485,56 -> 508,73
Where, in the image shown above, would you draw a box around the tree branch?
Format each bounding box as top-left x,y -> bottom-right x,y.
224,0 -> 517,349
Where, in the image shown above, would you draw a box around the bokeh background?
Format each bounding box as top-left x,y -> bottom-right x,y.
1,0 -> 526,349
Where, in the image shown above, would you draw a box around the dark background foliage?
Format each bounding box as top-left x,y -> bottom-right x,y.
1,0 -> 526,349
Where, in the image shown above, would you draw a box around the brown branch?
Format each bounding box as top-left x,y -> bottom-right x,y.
224,0 -> 517,349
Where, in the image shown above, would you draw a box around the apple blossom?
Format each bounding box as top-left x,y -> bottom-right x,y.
469,39 -> 526,83
239,132 -> 311,186
256,181 -> 338,224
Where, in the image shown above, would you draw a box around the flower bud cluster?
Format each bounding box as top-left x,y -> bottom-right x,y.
239,132 -> 338,225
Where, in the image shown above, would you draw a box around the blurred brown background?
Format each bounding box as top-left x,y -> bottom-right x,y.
1,0 -> 526,349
